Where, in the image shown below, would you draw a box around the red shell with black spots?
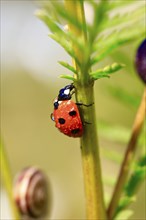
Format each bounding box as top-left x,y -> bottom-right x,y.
53,100 -> 83,137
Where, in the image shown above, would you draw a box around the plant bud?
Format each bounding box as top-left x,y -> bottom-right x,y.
13,167 -> 49,218
135,39 -> 146,84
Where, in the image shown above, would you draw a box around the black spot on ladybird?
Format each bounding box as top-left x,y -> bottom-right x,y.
58,118 -> 66,124
71,128 -> 80,134
69,110 -> 77,116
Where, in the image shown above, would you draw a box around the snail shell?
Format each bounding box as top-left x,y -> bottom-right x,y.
13,167 -> 49,218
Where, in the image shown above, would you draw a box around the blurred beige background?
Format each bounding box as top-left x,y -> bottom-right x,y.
1,1 -> 145,219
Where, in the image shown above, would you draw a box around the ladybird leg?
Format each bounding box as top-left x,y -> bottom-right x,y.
76,102 -> 94,107
68,83 -> 75,97
50,113 -> 55,121
66,83 -> 75,90
63,83 -> 75,95
84,121 -> 92,125
70,89 -> 75,97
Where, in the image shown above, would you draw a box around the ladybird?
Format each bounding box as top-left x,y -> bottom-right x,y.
51,100 -> 83,137
51,84 -> 83,137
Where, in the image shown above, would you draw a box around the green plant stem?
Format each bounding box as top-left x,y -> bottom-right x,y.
78,85 -> 107,220
0,139 -> 21,219
107,87 -> 146,220
65,1 -> 107,219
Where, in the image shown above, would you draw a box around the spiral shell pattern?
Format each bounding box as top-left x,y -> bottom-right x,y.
13,167 -> 48,218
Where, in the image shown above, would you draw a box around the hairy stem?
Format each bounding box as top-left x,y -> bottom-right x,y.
0,139 -> 21,219
65,1 -> 106,219
107,87 -> 146,219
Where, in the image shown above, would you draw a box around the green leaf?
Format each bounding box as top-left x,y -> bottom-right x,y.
59,74 -> 76,81
91,73 -> 110,80
115,155 -> 146,218
51,1 -> 86,32
88,0 -> 109,44
91,28 -> 145,65
99,2 -> 145,33
58,61 -> 78,74
120,196 -> 136,208
126,156 -> 145,194
37,10 -> 83,67
137,155 -> 146,167
115,209 -> 133,220
39,3 -> 86,54
50,34 -> 80,67
38,0 -> 145,74
38,1 -> 145,73
94,1 -> 145,45
37,1 -> 60,23
116,196 -> 136,215
36,9 -> 65,35
125,163 -> 146,197
90,63 -> 125,80
103,63 -> 125,73
108,86 -> 140,109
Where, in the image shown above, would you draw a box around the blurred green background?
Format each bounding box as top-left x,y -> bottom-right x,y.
1,1 -> 145,219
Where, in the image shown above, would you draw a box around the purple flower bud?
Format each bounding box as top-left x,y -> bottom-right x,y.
135,39 -> 146,84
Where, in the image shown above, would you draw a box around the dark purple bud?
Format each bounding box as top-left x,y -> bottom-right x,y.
135,39 -> 146,84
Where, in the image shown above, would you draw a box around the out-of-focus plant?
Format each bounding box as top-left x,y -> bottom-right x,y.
1,139 -> 21,219
1,0 -> 145,219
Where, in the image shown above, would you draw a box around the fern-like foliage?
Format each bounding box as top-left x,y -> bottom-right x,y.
36,0 -> 145,81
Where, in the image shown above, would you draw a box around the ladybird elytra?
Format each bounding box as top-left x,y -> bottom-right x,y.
51,84 -> 83,137
52,100 -> 83,137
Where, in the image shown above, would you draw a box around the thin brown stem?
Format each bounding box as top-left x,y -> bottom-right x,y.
107,87 -> 146,220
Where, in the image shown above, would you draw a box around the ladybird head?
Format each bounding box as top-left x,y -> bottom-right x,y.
58,84 -> 75,101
